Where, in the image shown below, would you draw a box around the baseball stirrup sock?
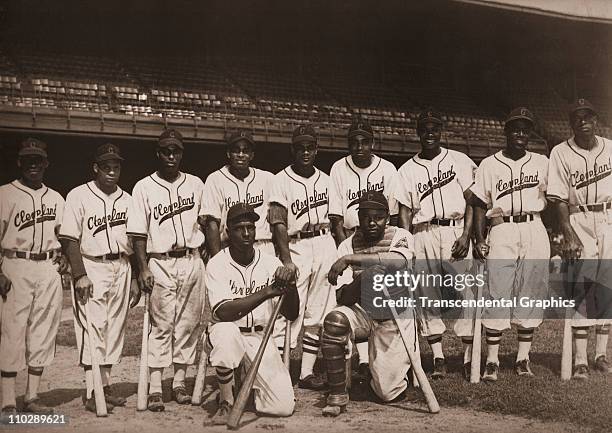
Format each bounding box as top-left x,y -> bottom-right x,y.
1,376 -> 16,408
100,366 -> 111,387
300,334 -> 320,379
173,363 -> 187,388
216,367 -> 234,404
149,368 -> 163,394
595,324 -> 610,359
356,342 -> 369,365
485,330 -> 502,363
84,369 -> 94,399
517,328 -> 534,361
427,335 -> 444,360
26,368 -> 43,401
462,337 -> 473,363
573,327 -> 589,365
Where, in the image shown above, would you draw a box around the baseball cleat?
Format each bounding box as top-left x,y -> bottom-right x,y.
147,392 -> 165,412
1,405 -> 17,416
85,396 -> 114,414
23,397 -> 54,414
298,374 -> 326,390
514,359 -> 534,377
322,404 -> 345,417
572,364 -> 589,380
103,385 -> 127,407
209,400 -> 232,425
431,358 -> 447,379
594,355 -> 610,373
482,362 -> 499,382
463,362 -> 471,381
172,386 -> 192,405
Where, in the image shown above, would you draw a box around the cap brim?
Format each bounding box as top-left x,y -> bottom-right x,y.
292,135 -> 317,144
18,148 -> 47,158
505,115 -> 534,126
418,117 -> 443,126
158,138 -> 185,149
228,213 -> 260,225
228,137 -> 255,147
348,130 -> 374,139
358,202 -> 388,211
570,106 -> 597,117
96,154 -> 124,162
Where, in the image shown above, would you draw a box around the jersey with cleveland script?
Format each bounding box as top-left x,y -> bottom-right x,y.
59,181 -> 132,256
471,151 -> 548,218
0,181 -> 64,253
394,148 -> 476,225
329,155 -> 399,229
269,166 -> 330,236
206,248 -> 282,327
127,172 -> 205,253
201,166 -> 273,242
547,136 -> 612,206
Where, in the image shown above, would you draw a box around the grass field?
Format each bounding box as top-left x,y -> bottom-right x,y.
55,290 -> 611,433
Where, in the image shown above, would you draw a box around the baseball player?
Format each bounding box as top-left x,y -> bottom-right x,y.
128,129 -> 206,411
201,131 -> 275,258
268,124 -> 337,390
321,191 -> 417,416
0,138 -> 67,414
471,107 -> 550,380
329,119 -> 399,376
394,109 -> 476,379
59,143 -> 140,413
205,203 -> 298,425
547,98 -> 612,379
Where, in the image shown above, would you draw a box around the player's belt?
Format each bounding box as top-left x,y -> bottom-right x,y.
239,325 -> 263,333
83,253 -> 123,262
290,227 -> 329,240
490,214 -> 536,226
570,201 -> 612,213
2,249 -> 59,261
148,247 -> 199,260
413,218 -> 462,233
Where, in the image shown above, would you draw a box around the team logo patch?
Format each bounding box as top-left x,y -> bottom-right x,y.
496,172 -> 540,200
153,193 -> 196,224
392,236 -> 411,249
418,166 -> 456,202
570,160 -> 612,190
291,189 -> 328,219
346,181 -> 385,209
14,204 -> 57,231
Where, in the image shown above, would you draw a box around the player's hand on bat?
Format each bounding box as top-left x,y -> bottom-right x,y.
473,241 -> 489,262
274,265 -> 296,288
53,254 -> 70,274
0,273 -> 12,299
451,233 -> 470,260
75,275 -> 94,304
138,267 -> 155,293
280,261 -> 299,281
129,278 -> 141,308
562,231 -> 583,261
328,257 -> 349,285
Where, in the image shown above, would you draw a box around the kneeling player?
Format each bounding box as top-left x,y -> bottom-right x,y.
205,203 -> 299,424
321,191 -> 417,416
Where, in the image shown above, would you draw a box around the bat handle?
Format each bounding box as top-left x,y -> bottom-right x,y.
84,301 -> 108,417
283,319 -> 291,369
137,293 -> 150,411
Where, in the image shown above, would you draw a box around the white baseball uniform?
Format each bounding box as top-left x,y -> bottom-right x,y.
332,226 -> 418,401
201,165 -> 275,255
205,248 -> 294,416
0,180 -> 64,372
329,155 -> 399,230
128,171 -> 206,367
59,181 -> 132,366
471,150 -> 550,331
548,136 -> 612,326
269,166 -> 337,348
394,148 -> 476,337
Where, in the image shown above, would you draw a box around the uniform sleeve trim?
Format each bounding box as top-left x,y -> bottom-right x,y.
57,234 -> 79,242
127,231 -> 148,238
211,299 -> 233,321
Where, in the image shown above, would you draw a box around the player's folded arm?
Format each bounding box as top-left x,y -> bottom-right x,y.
268,202 -> 288,227
280,283 -> 299,321
58,236 -> 87,280
336,272 -> 364,307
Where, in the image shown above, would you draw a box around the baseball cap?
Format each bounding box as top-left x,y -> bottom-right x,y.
227,202 -> 260,226
95,143 -> 124,163
226,130 -> 255,148
158,128 -> 184,149
348,120 -> 374,139
505,107 -> 535,127
569,98 -> 597,118
292,124 -> 317,144
358,191 -> 389,211
417,109 -> 443,127
18,138 -> 47,158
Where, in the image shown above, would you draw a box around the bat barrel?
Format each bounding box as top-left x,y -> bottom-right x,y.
137,293 -> 150,411
84,301 -> 108,417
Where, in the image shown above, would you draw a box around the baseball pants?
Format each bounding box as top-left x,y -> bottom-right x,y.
332,304 -> 418,402
483,216 -> 550,331
207,322 -> 295,416
72,256 -> 131,366
148,254 -> 205,367
0,257 -> 62,372
413,224 -> 474,337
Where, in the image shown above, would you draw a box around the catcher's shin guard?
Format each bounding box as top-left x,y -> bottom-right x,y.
321,310 -> 351,397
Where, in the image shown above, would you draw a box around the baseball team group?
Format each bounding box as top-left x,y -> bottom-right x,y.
0,97 -> 610,424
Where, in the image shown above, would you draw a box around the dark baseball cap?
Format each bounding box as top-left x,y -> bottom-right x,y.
226,130 -> 255,148
19,138 -> 47,158
95,143 -> 124,163
292,124 -> 317,144
227,202 -> 260,226
417,109 -> 443,127
358,191 -> 389,211
505,107 -> 535,127
348,120 -> 374,139
158,128 -> 184,149
569,98 -> 597,118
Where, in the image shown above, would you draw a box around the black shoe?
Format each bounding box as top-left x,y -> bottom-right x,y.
482,362 -> 499,382
85,396 -> 114,414
298,374 -> 326,391
431,358 -> 446,379
594,355 -> 610,373
514,359 -> 534,377
103,385 -> 126,407
1,405 -> 17,416
147,392 -> 165,412
572,364 -> 589,380
209,400 -> 232,425
173,386 -> 192,405
23,397 -> 54,414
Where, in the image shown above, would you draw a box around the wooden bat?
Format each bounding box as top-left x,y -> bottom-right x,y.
227,294 -> 286,429
471,262 -> 485,383
84,301 -> 108,417
283,319 -> 291,369
382,287 -> 439,414
137,293 -> 150,411
561,306 -> 573,380
191,328 -> 208,405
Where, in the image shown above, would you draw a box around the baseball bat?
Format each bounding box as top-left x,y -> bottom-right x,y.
84,301 -> 108,417
191,329 -> 208,406
470,262 -> 484,384
561,306 -> 573,380
227,294 -> 286,430
283,319 -> 291,369
382,288 -> 439,414
137,293 -> 150,411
